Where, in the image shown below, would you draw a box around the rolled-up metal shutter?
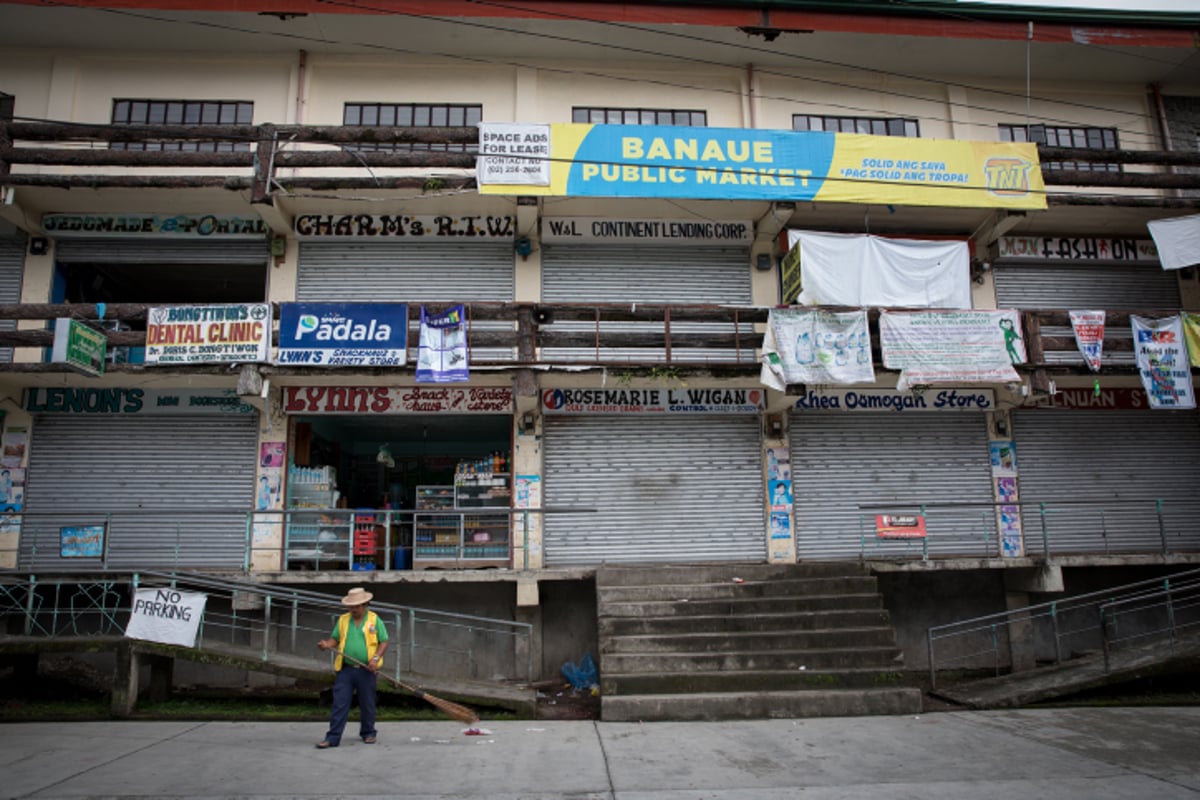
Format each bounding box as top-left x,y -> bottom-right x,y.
541,245 -> 753,363
0,234 -> 26,363
1012,410 -> 1200,555
53,238 -> 269,264
20,415 -> 258,570
542,415 -> 764,565
994,262 -> 1180,367
789,413 -> 996,560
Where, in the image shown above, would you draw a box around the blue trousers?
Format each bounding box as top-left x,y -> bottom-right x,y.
323,666 -> 377,744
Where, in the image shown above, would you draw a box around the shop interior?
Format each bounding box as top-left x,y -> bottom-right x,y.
286,414 -> 514,571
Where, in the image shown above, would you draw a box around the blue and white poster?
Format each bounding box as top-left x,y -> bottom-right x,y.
1132,315 -> 1195,410
416,305 -> 469,383
277,303 -> 408,367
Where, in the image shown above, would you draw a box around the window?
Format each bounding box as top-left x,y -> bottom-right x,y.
110,99 -> 253,152
572,107 -> 707,127
999,124 -> 1120,173
793,115 -> 920,137
343,103 -> 483,152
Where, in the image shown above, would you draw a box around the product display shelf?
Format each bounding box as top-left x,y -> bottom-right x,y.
286,481 -> 350,570
412,477 -> 512,569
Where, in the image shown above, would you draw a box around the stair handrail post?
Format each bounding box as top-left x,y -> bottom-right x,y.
921,505 -> 928,562
927,628 -> 937,690
1051,601 -> 1062,664
990,623 -> 1000,678
1099,605 -> 1111,673
1164,577 -> 1177,651
261,593 -> 272,662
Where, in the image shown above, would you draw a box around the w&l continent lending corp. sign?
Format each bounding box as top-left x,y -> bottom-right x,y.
542,388 -> 763,414
284,386 -> 512,413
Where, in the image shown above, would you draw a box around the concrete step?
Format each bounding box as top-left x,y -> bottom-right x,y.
599,608 -> 891,636
601,645 -> 903,673
598,575 -> 879,603
601,667 -> 910,695
597,562 -> 868,586
602,627 -> 899,654
600,687 -> 924,721
600,593 -> 885,618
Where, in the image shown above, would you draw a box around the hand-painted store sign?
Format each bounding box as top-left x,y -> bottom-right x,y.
1024,387 -> 1149,410
997,236 -> 1157,262
793,388 -> 995,412
541,387 -> 763,414
277,303 -> 408,367
42,213 -> 267,238
145,303 -> 271,365
478,124 -> 1045,210
540,217 -> 753,245
26,387 -> 256,415
283,386 -> 513,414
293,214 -> 515,239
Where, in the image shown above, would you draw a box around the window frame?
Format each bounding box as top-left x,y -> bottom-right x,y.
571,107 -> 708,127
109,99 -> 253,152
342,102 -> 483,152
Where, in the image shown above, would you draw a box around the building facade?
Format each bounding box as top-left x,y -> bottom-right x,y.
1,0 -> 1198,678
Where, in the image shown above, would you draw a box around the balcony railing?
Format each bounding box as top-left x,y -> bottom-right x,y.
0,303 -> 1194,375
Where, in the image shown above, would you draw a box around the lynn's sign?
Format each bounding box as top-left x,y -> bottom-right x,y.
283,386 -> 513,414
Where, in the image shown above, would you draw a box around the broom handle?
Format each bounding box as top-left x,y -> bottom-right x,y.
337,651 -> 479,724
338,652 -> 418,693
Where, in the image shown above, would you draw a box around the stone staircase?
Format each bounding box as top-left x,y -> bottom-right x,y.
597,561 -> 923,721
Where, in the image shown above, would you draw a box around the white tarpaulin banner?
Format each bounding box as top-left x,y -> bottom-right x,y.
1146,213 -> 1200,270
880,309 -> 1026,390
476,123 -> 551,186
1131,315 -> 1196,410
1069,310 -> 1105,372
124,588 -> 206,648
761,308 -> 875,390
786,230 -> 971,308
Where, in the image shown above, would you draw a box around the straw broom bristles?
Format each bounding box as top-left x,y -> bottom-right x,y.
339,653 -> 480,725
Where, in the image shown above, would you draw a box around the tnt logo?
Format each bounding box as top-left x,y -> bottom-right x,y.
984,158 -> 1032,196
1137,329 -> 1176,344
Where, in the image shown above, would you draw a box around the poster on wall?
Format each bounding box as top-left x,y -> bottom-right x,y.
1131,315 -> 1196,410
416,305 -> 470,384
761,308 -> 874,390
880,310 -> 1025,391
477,123 -> 552,186
770,512 -> 792,540
1,429 -> 27,468
989,440 -> 1017,477
999,506 -> 1023,558
768,480 -> 793,511
124,588 -> 207,648
1068,311 -> 1105,372
766,447 -> 791,481
61,525 -> 105,558
875,515 -> 927,538
1185,313 -> 1200,368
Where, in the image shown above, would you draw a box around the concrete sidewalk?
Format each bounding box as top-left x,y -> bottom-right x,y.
1,707 -> 1198,799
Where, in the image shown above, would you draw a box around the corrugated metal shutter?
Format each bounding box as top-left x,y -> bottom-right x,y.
789,413 -> 997,560
0,234 -> 26,363
298,241 -> 516,361
20,415 -> 258,570
541,245 -> 753,363
994,262 -> 1180,367
1012,410 -> 1200,555
542,415 -> 765,565
297,241 -> 513,301
53,238 -> 269,264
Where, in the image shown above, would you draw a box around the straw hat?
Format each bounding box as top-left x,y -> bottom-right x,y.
341,587 -> 373,606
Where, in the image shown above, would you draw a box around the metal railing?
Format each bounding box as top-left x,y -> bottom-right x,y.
926,566 -> 1200,689
0,569 -> 533,684
1099,574 -> 1200,671
857,497 -> 1200,562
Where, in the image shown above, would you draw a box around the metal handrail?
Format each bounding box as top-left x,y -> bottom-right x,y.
0,568 -> 535,683
926,565 -> 1200,689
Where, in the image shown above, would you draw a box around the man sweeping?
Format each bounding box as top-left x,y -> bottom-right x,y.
315,587 -> 389,749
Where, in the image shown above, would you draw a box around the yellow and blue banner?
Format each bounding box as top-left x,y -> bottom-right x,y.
478,124 -> 1045,210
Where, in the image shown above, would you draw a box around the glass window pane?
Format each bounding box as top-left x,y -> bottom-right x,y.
447,106 -> 464,126
871,120 -> 885,135
362,105 -> 379,126
692,112 -> 707,127
201,103 -> 219,124
641,110 -> 656,125
856,119 -> 870,134
466,106 -> 482,125
414,106 -> 431,126
148,103 -> 168,124
624,110 -> 638,124
792,116 -> 807,131
184,103 -> 202,124
237,103 -> 253,124
219,103 -> 236,124
130,101 -> 148,123
112,100 -> 130,123
396,106 -> 413,126
607,110 -> 622,124
904,121 -> 919,137
572,108 -> 588,123
431,105 -> 448,126
344,105 -> 360,125
672,111 -> 688,126
165,102 -> 184,125
379,106 -> 396,126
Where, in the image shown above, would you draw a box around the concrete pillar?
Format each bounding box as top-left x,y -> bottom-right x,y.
1003,591 -> 1037,673
515,579 -> 543,681
111,642 -> 140,717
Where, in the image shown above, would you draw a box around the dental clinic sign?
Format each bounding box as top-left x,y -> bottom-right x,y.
278,303 -> 408,367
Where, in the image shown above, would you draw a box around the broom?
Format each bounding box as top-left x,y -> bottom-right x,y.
338,653 -> 480,726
